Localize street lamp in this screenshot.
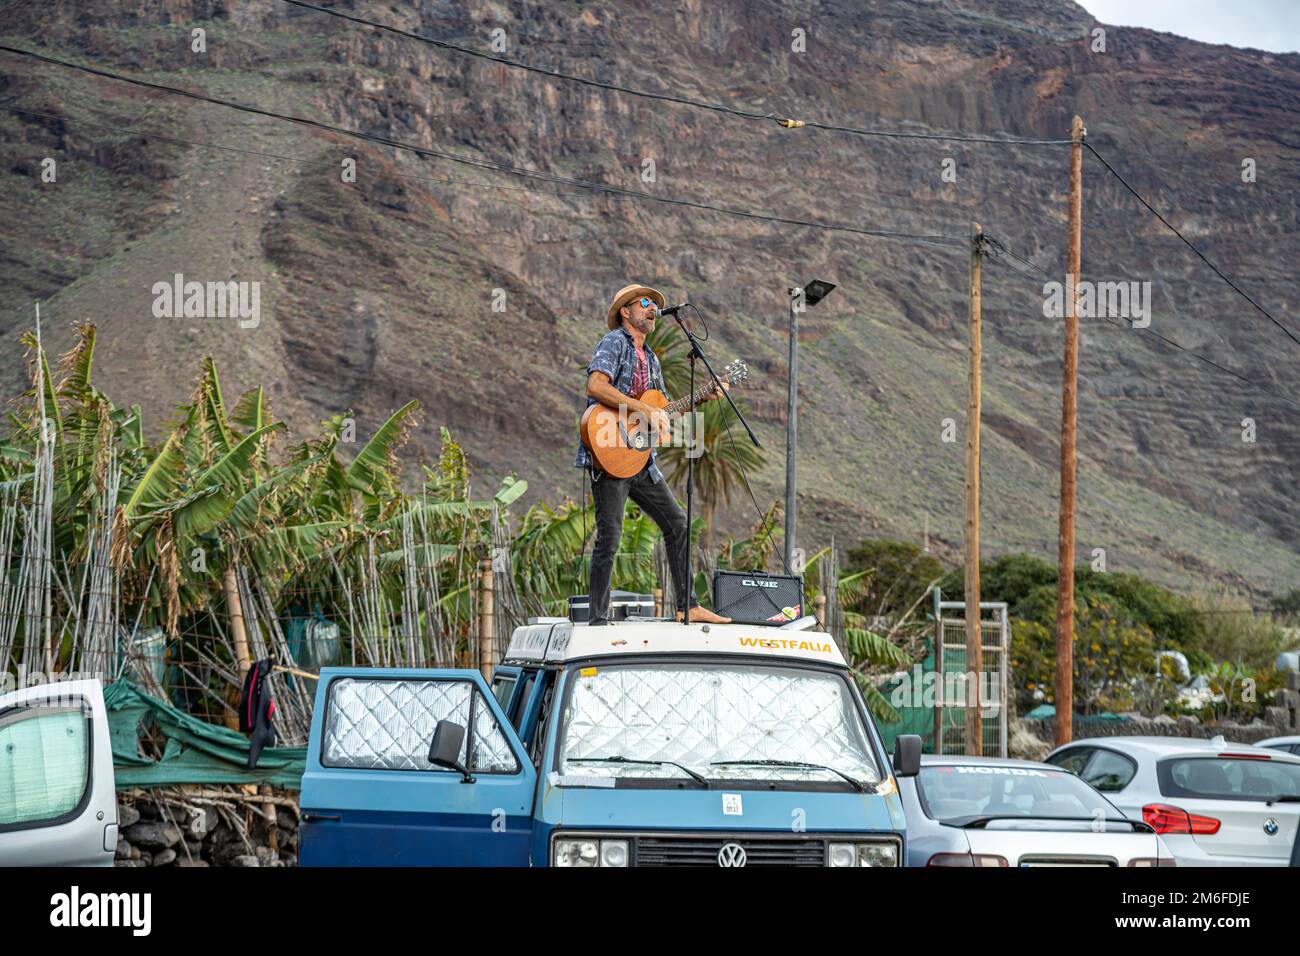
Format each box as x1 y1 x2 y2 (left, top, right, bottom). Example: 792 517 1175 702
785 278 835 575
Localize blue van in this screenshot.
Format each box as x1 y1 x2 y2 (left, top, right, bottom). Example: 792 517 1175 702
299 617 920 866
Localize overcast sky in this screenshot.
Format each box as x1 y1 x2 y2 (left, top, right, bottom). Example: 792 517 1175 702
1080 0 1300 53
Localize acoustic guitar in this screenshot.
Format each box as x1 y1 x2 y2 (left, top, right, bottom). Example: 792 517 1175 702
579 359 749 478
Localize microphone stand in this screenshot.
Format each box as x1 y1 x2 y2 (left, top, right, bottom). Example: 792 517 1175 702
668 307 761 625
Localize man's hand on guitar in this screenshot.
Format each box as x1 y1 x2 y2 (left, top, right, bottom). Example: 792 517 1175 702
642 405 672 438
708 380 730 402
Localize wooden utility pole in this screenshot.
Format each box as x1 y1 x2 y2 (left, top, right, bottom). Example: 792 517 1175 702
964 222 984 756
478 558 495 679
1055 115 1085 747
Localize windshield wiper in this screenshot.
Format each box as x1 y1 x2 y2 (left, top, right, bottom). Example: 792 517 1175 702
710 759 867 793
1266 794 1300 807
956 814 1139 830
570 755 709 787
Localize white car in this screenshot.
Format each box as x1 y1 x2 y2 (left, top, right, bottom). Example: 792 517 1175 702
1046 736 1300 866
1255 735 1300 757
899 755 1173 867
0 679 118 866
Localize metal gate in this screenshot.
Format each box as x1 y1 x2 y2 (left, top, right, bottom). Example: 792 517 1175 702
932 589 1009 757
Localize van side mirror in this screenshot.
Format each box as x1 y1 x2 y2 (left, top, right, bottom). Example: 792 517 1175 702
428 720 475 783
892 734 922 778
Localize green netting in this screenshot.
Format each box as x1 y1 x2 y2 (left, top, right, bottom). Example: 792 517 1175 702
103 680 306 790
874 644 936 752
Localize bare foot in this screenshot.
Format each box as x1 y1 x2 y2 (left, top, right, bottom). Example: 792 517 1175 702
675 606 732 624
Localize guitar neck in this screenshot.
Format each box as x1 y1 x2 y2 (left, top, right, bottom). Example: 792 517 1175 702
664 379 725 417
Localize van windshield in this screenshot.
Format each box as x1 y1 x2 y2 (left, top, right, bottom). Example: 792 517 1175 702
556 661 881 787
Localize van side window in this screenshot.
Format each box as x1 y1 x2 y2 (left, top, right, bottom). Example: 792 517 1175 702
0 704 90 827
530 680 554 768
491 675 517 712
511 672 536 731
321 678 519 773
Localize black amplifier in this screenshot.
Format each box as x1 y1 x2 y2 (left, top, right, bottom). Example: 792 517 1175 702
712 570 804 625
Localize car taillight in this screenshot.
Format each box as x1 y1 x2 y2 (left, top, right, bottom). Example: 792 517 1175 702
1142 803 1221 835
926 852 1008 867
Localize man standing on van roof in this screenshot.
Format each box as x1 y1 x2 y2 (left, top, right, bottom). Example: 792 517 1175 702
574 283 731 626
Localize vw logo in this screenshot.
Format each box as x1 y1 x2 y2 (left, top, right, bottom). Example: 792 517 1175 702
1263 818 1279 836
717 842 747 867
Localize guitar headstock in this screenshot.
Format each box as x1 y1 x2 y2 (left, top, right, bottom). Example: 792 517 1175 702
723 359 749 386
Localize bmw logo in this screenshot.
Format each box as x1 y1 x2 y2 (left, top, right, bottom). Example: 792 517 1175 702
1263 818 1279 836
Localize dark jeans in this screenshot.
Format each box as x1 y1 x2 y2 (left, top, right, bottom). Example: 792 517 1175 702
588 463 695 624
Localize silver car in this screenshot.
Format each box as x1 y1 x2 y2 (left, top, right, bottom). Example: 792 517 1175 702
899 755 1172 867
1045 736 1300 866
1255 734 1300 756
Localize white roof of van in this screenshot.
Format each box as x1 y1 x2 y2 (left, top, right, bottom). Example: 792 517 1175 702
503 618 848 667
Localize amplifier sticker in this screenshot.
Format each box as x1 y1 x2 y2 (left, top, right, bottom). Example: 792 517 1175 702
765 604 800 622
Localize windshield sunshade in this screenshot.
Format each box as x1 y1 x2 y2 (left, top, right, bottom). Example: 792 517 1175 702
558 663 879 784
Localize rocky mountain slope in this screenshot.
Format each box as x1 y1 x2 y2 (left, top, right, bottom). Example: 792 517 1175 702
2 0 1298 595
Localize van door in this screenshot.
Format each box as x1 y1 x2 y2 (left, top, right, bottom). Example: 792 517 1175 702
0 679 117 867
299 668 537 866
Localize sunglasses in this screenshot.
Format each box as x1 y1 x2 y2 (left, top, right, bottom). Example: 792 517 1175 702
637 297 658 310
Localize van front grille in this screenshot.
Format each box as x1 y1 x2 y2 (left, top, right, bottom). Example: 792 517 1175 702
635 835 827 867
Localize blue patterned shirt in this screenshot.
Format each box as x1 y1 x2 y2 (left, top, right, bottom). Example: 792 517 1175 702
574 326 668 482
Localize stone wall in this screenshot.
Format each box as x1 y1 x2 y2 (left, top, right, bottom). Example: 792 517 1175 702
114 787 299 868
1007 671 1299 761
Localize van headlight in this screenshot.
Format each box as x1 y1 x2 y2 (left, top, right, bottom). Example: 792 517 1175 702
552 838 629 867
828 842 899 867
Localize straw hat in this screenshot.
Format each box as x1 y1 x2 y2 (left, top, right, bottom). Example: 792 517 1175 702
605 283 666 331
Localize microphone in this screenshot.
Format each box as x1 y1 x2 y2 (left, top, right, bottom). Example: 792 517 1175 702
653 302 688 318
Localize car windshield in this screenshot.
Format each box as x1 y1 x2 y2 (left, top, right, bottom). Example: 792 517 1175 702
1158 756 1300 801
556 661 881 786
918 764 1121 825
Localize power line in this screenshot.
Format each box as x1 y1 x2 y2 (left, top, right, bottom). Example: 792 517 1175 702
982 235 1300 410
12 41 1288 411
0 43 965 248
1084 142 1300 351
279 0 1074 148
281 1 1299 351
